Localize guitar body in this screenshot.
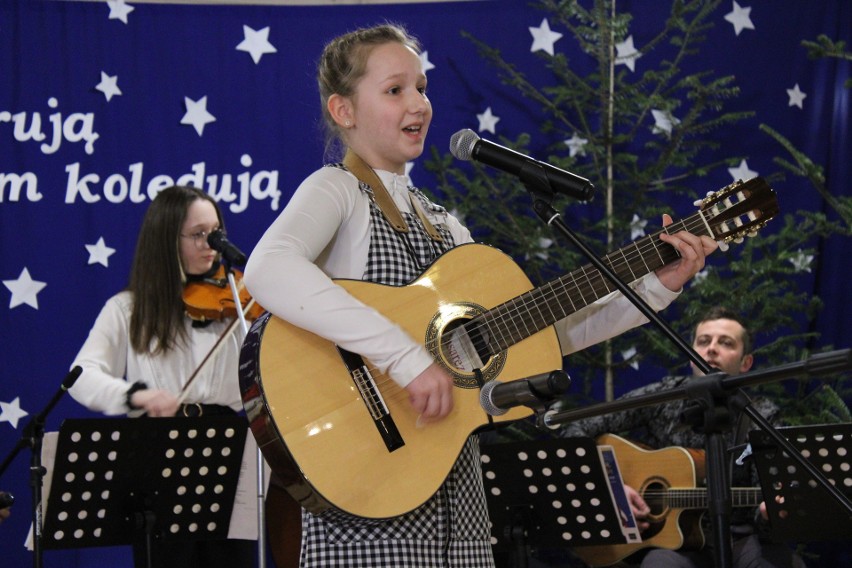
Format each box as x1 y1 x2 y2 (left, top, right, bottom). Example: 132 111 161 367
240 243 562 519
573 434 703 566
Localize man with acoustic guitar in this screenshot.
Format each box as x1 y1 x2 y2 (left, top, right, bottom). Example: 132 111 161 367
563 306 805 568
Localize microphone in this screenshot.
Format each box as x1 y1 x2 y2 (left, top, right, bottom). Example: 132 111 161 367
207 230 247 266
480 370 571 416
449 128 595 201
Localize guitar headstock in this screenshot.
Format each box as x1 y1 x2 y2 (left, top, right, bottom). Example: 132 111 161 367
699 177 779 243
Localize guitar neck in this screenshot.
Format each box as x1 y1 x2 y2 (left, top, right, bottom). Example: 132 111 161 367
657 487 763 509
474 212 710 355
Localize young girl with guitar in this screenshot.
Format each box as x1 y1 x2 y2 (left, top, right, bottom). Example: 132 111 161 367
243 22 716 567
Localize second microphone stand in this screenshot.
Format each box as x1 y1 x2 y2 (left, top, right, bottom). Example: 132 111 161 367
222 260 267 568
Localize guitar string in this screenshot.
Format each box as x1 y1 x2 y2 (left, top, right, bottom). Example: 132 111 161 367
428 213 713 359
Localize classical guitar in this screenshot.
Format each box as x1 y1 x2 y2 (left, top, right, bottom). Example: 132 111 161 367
573 434 763 567
239 178 778 520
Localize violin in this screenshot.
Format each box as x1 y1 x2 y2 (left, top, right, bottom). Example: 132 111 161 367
183 265 265 322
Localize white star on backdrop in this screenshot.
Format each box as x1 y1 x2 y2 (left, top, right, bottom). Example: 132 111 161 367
564 133 588 157
728 159 758 182
236 25 277 64
621 346 639 371
786 83 807 109
529 18 562 56
476 107 500 134
630 214 648 240
95 71 122 102
724 1 755 36
419 51 435 73
0 397 29 429
86 237 117 267
615 35 642 72
693 268 710 283
533 237 554 261
181 96 216 136
3 268 47 309
107 0 134 24
651 109 680 137
789 249 814 273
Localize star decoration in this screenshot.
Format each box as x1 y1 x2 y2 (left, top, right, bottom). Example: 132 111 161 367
630 214 648 240
3 268 47 309
95 71 122 102
419 51 435 73
693 268 710 283
476 107 500 134
180 96 216 136
651 109 680 137
564 133 588 157
107 0 134 24
0 397 29 429
534 237 554 261
786 83 807 109
724 1 755 36
621 347 639 371
615 35 642 72
788 249 814 273
727 159 758 182
86 237 117 267
236 25 277 64
529 18 562 56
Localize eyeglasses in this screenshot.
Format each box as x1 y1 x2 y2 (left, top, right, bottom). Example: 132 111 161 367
180 229 223 250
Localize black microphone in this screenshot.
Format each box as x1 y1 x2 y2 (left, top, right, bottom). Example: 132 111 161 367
207 230 247 266
479 370 571 416
449 128 595 201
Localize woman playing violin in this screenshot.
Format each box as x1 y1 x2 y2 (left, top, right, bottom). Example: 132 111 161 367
69 185 254 568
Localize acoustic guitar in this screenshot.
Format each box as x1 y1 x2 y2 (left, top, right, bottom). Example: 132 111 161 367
239 177 778 520
573 434 763 566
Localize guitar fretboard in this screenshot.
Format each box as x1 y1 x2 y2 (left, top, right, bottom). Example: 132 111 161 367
467 212 711 357
645 487 762 509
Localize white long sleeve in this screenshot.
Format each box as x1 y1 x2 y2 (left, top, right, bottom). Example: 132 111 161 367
69 291 244 415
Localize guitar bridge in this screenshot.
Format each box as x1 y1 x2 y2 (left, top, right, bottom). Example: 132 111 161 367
337 347 405 453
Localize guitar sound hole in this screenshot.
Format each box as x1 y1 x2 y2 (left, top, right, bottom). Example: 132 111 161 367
643 480 670 519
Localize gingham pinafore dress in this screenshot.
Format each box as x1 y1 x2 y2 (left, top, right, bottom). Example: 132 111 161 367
298 166 496 568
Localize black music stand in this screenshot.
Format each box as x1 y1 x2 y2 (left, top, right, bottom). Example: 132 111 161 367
749 422 852 542
481 437 639 568
40 416 247 566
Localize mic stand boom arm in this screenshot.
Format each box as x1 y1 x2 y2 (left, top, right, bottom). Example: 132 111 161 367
541 349 852 518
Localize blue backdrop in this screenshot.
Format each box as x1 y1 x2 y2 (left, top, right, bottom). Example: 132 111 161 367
1 1 849 566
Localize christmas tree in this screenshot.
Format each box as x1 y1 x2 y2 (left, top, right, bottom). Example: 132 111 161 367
423 0 850 412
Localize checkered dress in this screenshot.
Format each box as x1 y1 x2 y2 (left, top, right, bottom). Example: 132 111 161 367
298 169 496 567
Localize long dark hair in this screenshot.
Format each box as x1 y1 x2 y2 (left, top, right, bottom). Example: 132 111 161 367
127 185 224 354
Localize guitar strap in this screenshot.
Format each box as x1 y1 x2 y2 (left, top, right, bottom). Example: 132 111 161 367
343 149 443 242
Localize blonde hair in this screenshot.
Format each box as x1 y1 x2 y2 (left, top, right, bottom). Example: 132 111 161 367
317 23 422 158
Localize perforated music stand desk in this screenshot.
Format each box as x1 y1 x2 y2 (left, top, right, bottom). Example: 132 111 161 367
41 416 247 551
481 436 637 564
749 422 852 542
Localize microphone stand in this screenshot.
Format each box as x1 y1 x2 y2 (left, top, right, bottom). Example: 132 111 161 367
0 366 81 568
518 162 763 568
541 350 852 516
222 260 267 568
